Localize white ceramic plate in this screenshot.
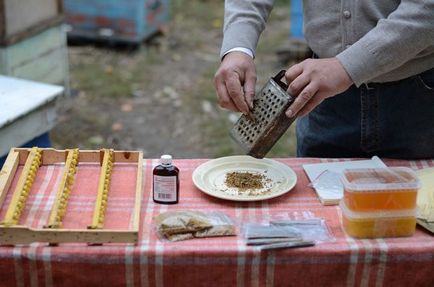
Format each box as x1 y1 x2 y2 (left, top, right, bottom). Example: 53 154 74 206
192 156 297 201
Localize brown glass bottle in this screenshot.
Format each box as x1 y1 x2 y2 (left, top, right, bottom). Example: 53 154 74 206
153 155 179 204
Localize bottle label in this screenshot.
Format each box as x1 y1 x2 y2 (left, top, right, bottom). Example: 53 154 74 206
153 175 177 202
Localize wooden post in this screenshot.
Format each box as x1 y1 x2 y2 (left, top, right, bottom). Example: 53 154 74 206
0 0 6 41
57 0 64 14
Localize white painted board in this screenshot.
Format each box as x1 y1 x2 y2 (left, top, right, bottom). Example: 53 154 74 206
303 156 387 205
0 76 63 156
0 76 63 128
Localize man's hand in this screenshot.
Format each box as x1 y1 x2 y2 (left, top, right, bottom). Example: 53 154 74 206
214 52 256 115
285 57 353 118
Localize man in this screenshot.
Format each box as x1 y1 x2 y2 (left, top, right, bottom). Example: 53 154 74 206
214 0 434 159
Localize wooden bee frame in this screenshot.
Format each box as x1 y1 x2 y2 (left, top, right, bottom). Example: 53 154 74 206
0 148 143 245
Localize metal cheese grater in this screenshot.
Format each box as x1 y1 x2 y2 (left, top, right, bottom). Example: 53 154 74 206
230 70 296 159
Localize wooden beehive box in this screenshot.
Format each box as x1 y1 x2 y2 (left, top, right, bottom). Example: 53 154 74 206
0 0 64 46
63 0 169 44
0 25 69 88
0 148 143 245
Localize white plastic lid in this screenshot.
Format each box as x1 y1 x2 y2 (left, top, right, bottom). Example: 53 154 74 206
341 167 421 192
160 154 172 165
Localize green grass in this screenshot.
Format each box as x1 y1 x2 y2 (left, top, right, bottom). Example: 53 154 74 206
192 60 297 158
53 0 297 157
192 0 297 158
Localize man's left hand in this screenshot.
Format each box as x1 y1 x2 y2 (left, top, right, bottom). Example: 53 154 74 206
285 57 353 118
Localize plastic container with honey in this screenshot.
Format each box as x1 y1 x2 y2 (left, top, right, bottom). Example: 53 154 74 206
340 201 417 238
342 167 420 212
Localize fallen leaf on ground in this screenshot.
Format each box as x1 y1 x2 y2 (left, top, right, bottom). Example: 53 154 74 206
201 100 213 113
172 54 182 62
121 103 133 112
104 65 113 74
112 122 123 131
212 19 222 28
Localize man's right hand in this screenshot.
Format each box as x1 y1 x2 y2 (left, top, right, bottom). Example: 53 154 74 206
214 51 256 115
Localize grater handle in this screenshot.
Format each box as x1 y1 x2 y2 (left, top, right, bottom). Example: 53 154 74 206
272 70 289 91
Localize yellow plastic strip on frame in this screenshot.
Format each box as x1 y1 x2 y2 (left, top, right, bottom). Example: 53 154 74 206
1 147 42 226
88 149 114 229
46 149 79 228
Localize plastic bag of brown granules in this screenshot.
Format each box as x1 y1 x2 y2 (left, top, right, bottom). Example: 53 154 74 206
155 210 236 242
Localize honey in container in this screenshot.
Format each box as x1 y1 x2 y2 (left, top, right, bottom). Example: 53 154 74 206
340 201 417 238
341 167 420 212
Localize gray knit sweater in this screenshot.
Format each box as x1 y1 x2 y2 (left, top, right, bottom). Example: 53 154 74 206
221 0 434 87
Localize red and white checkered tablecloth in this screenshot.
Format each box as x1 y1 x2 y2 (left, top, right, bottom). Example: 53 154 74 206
0 158 434 287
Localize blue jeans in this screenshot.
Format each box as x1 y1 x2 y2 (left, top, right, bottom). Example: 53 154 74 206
296 68 434 159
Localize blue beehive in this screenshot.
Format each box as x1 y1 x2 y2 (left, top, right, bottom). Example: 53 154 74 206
63 0 169 44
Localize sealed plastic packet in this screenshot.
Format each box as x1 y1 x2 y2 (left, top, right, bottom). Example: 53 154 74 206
243 223 301 240
194 212 236 238
309 170 343 195
242 218 334 250
270 218 334 243
155 210 236 241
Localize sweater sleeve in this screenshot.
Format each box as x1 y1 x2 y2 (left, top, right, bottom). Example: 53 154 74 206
336 0 434 87
220 0 275 58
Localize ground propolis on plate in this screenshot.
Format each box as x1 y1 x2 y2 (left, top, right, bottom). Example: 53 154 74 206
225 171 266 189
191 156 297 201
224 171 274 196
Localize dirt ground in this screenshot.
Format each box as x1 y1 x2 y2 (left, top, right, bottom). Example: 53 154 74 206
51 0 298 159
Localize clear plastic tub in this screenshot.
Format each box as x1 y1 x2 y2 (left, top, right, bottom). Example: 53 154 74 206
342 167 420 212
340 201 417 238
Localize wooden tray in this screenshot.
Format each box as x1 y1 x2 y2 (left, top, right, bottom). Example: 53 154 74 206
0 147 143 245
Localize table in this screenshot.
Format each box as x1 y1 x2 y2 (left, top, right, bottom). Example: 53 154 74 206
0 158 434 287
